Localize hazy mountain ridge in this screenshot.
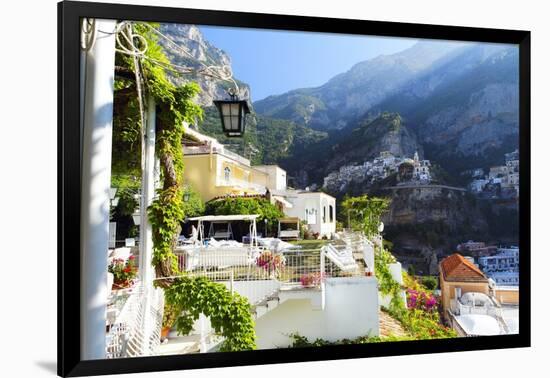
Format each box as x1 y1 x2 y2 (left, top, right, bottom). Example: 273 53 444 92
254 40 468 130
160 24 519 187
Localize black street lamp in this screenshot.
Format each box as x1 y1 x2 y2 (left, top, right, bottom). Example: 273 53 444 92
214 89 250 137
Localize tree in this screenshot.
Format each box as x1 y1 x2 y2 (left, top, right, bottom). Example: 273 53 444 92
205 197 284 232
340 194 391 237
181 185 205 219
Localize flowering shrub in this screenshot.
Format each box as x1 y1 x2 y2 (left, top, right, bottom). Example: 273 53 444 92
109 255 137 288
406 289 437 312
256 251 285 274
300 272 325 287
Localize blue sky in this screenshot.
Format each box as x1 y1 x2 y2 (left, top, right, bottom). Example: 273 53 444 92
200 26 417 102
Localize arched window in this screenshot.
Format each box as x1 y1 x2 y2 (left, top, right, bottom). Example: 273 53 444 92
224 166 231 182
329 205 334 223
322 206 327 223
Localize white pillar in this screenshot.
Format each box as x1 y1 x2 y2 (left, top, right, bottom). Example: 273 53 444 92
80 19 117 360
139 95 156 288
138 95 156 355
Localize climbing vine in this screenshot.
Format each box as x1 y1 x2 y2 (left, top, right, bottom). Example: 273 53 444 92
113 22 256 351
164 276 256 351
375 247 405 314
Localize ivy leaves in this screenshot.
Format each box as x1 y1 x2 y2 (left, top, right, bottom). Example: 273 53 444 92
116 23 258 351
164 276 257 352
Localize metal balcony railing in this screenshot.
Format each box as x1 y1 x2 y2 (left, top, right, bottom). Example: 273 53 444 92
174 240 368 308
106 282 164 358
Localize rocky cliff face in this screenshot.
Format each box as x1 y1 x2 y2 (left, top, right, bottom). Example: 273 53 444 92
159 24 250 106
327 113 422 172
380 186 489 273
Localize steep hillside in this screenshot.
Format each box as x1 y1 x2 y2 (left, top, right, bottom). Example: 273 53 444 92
254 40 466 130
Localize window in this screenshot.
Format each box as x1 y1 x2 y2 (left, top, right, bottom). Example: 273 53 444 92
329 205 334 223
322 206 327 223
306 208 317 225
224 166 231 182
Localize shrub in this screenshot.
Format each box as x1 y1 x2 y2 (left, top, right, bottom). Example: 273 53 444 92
421 276 439 291
205 197 284 232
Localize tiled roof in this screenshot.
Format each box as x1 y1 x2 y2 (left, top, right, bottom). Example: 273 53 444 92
440 253 487 282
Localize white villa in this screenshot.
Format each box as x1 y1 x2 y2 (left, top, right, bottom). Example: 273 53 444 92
282 190 336 238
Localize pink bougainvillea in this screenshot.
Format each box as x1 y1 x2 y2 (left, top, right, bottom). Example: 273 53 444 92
406 288 437 312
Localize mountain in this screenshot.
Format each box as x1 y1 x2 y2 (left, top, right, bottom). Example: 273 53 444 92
327 112 421 171
254 40 467 130
158 23 251 105
255 41 519 181
373 44 519 173
159 24 519 187
275 112 422 188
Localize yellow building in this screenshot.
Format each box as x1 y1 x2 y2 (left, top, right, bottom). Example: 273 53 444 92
182 125 336 238
439 253 489 320
182 125 276 202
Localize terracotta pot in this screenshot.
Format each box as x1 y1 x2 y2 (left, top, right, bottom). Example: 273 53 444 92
161 327 171 340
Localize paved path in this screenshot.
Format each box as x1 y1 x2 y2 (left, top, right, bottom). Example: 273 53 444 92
379 310 407 338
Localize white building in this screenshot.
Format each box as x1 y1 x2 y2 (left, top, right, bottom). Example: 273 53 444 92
478 247 519 272
478 246 519 286
283 191 337 238
254 165 288 191
469 179 489 193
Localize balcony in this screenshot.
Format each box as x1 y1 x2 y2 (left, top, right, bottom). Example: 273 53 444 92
216 176 266 193
174 240 369 310
183 144 251 166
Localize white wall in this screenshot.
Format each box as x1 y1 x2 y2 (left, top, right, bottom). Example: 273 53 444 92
286 192 336 237
255 277 379 348
379 262 407 308
254 165 287 191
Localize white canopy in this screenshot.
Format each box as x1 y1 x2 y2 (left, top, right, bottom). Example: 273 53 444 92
188 214 260 222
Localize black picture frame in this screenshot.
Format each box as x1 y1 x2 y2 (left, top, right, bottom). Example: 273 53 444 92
58 1 531 376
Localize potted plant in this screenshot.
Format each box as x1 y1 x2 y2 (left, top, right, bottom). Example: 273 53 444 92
299 272 325 288
256 251 286 277
161 303 179 341
108 255 137 290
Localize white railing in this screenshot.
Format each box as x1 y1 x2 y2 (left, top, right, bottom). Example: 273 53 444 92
183 144 251 166
106 283 164 358
450 300 510 335
340 231 376 274
450 299 503 318
175 243 365 306
215 176 266 193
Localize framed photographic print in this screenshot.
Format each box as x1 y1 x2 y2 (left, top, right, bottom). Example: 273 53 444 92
58 1 530 376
